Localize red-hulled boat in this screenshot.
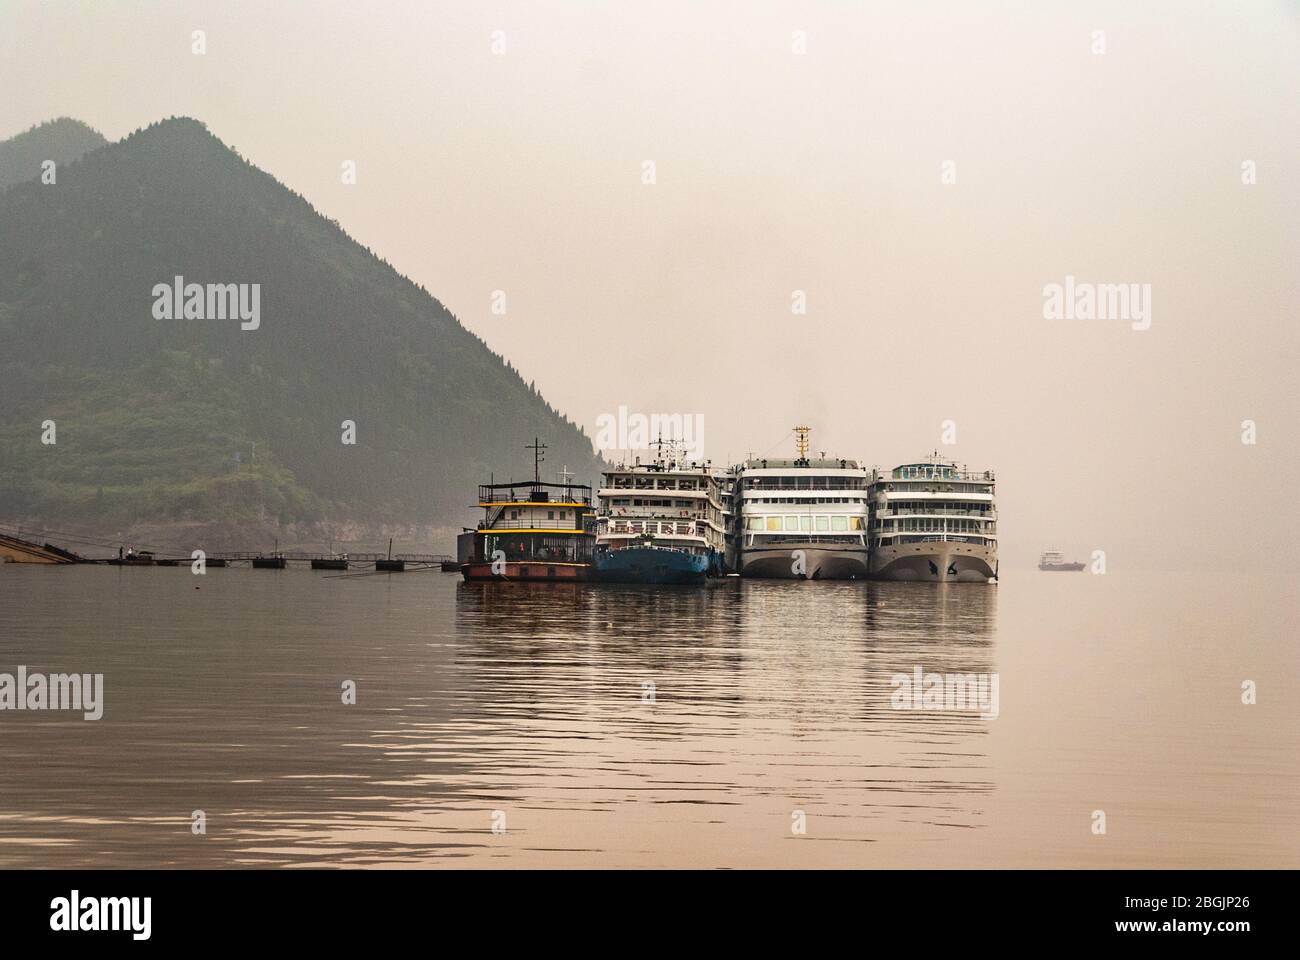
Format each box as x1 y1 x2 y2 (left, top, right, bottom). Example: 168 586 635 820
461 440 595 582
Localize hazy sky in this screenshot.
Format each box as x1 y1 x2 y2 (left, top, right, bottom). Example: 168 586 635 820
2 1 1297 567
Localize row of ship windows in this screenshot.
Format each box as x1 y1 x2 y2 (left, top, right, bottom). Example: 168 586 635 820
745 515 865 532
877 483 991 494
881 500 992 513
604 542 713 555
877 518 993 533
607 521 709 536
748 497 865 504
607 498 698 508
747 534 866 546
874 535 992 547
506 509 571 520
481 534 591 563
892 467 964 480
745 478 866 490
608 479 701 490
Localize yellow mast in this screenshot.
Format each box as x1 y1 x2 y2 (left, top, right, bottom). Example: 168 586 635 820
793 425 811 461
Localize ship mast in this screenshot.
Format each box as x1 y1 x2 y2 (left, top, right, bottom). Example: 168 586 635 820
793 425 811 466
650 432 667 469
526 437 546 485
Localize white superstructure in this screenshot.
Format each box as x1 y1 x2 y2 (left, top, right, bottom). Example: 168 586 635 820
866 456 997 582
595 445 726 560
729 428 870 579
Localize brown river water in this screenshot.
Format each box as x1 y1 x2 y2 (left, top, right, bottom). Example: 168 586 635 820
0 565 1295 868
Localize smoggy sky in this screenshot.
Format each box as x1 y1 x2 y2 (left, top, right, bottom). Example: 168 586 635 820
2 1 1297 568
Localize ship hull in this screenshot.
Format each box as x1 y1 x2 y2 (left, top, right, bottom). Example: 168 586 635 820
870 541 996 582
594 547 713 584
461 560 592 582
737 545 869 580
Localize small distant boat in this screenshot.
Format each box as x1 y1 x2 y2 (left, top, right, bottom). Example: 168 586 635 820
375 538 405 572
311 556 349 570
1038 550 1085 572
251 555 286 569
109 549 156 566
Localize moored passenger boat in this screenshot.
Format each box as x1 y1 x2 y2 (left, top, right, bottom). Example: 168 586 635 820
867 456 997 582
461 440 596 581
729 427 870 579
593 443 726 584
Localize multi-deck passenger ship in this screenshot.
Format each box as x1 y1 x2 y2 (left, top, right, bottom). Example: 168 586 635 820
866 456 997 581
729 427 870 579
461 439 596 581
593 442 726 584
461 432 999 585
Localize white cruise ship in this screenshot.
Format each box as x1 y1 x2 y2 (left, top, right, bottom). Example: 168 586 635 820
593 443 727 584
729 427 870 579
866 455 997 582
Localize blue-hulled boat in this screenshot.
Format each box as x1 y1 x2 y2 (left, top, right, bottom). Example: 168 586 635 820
595 538 719 584
593 443 727 585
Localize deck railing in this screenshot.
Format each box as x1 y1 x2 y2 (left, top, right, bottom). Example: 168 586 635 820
478 484 592 506
478 519 587 531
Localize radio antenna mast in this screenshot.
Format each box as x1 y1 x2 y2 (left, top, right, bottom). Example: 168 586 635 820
526 437 547 484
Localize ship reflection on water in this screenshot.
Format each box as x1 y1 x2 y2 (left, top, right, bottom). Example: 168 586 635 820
450 578 999 863
1 564 1287 868
0 566 998 868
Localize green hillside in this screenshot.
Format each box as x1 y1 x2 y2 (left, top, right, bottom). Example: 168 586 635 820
0 117 603 534
0 118 108 190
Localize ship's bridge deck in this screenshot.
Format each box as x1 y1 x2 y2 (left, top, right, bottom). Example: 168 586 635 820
477 479 592 507
870 463 994 483
736 457 863 472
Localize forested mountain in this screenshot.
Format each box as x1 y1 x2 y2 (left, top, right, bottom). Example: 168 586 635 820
0 117 602 537
0 117 107 190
